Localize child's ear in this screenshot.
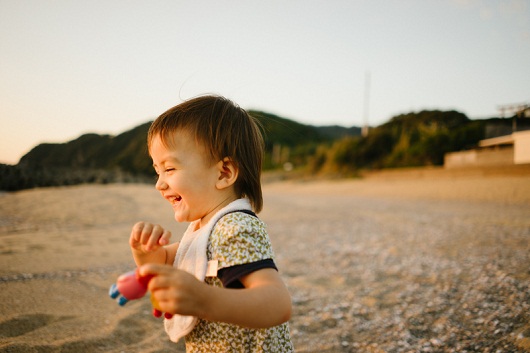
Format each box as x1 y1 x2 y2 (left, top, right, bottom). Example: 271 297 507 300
215 157 238 190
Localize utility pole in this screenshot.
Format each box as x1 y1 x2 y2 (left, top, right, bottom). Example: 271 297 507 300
362 71 370 137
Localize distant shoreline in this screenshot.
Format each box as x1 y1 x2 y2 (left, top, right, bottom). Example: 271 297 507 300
262 163 530 183
263 164 530 206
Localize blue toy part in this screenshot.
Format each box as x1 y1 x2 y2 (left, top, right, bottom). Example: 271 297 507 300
109 283 120 299
108 268 173 319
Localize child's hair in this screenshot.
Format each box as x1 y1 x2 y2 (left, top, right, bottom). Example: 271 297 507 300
147 95 264 213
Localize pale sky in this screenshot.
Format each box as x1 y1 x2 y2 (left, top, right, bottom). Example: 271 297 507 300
1 0 529 165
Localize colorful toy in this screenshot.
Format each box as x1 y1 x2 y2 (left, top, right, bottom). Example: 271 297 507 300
109 268 173 319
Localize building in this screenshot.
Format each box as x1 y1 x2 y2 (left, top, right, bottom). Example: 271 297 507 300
444 130 530 168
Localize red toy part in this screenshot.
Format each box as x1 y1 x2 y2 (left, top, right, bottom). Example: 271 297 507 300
109 268 173 319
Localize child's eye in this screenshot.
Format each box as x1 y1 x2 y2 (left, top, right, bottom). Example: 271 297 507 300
164 168 175 173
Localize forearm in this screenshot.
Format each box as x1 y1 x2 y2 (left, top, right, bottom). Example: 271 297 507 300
194 269 292 329
198 282 292 329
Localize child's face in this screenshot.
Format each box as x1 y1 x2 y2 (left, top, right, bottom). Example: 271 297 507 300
150 131 232 226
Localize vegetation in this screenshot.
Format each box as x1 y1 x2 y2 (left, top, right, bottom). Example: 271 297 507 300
1 110 526 191
249 110 362 170
311 110 488 176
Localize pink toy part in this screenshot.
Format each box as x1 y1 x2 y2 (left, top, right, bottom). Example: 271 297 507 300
109 268 173 319
117 270 150 300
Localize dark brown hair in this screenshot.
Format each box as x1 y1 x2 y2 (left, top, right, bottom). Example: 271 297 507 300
148 95 264 212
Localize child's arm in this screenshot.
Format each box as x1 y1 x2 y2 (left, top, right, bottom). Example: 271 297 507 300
139 264 292 329
205 268 292 328
130 222 178 266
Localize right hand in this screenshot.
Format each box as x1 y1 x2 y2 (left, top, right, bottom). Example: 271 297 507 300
129 222 172 254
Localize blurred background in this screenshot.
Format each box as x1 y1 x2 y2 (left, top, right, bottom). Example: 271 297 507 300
1 0 529 189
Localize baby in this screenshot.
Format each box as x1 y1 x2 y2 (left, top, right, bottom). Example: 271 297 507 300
130 95 294 352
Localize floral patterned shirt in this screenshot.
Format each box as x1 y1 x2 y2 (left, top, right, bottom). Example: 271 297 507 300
184 211 294 353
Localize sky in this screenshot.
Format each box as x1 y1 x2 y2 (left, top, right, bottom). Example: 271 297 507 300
1 0 529 165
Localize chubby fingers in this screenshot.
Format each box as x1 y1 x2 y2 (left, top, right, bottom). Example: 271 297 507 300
138 263 175 278
140 264 179 303
130 222 171 251
139 264 202 316
138 264 175 314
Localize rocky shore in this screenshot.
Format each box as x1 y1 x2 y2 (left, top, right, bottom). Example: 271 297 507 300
1 170 529 352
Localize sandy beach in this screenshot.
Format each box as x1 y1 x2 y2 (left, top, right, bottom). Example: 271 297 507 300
1 168 529 352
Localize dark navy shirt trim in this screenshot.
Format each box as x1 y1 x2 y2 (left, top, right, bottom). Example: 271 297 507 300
217 259 278 289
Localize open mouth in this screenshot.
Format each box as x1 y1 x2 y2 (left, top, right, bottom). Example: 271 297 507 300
168 196 182 204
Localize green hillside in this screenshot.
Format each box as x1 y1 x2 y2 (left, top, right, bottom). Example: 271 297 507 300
0 114 355 191
1 110 525 191
310 111 528 176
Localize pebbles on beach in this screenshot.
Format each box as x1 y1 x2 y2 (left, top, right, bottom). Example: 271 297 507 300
262 177 530 353
1 173 529 352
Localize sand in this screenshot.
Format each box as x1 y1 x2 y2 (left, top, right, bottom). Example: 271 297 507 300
1 168 529 352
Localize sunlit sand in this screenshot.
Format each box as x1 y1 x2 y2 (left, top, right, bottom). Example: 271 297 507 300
1 168 529 352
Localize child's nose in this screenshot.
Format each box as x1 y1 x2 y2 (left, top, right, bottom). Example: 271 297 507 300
155 177 168 191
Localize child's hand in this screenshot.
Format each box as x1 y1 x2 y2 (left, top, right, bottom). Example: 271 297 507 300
130 222 172 255
139 264 205 317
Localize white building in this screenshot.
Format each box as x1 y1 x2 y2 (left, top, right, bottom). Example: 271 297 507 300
444 130 530 168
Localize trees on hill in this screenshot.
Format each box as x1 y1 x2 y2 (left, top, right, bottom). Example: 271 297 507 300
2 109 518 191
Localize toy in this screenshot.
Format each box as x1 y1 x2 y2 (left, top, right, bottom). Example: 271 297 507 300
109 268 173 319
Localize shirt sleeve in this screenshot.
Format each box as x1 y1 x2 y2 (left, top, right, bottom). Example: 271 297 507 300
208 212 276 272
217 259 278 288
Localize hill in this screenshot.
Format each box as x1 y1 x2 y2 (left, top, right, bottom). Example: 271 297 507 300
1 109 526 191
310 111 529 176
0 113 358 191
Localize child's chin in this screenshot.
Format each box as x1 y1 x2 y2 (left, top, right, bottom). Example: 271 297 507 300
174 212 195 223
173 212 186 223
